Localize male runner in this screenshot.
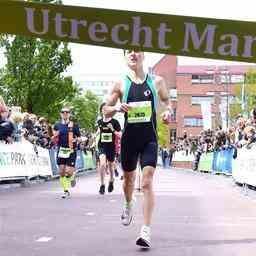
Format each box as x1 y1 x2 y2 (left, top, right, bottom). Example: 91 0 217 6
97 103 121 195
103 50 172 248
53 107 81 199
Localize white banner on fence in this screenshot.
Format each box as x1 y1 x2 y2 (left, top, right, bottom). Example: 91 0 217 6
172 151 194 162
0 141 52 179
232 144 256 186
201 101 212 130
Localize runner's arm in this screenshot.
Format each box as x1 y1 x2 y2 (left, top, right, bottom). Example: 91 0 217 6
156 76 171 110
104 82 130 117
156 76 172 124
103 82 121 118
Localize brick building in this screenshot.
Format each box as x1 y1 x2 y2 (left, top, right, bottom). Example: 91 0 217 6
153 55 254 143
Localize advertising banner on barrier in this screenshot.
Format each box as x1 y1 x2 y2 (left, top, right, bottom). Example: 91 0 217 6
198 152 213 172
212 148 233 174
232 144 256 186
172 151 194 162
49 148 96 176
1 1 256 62
0 141 52 179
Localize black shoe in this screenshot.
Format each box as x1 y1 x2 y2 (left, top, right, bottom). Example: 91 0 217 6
108 181 114 193
114 169 119 177
99 185 105 195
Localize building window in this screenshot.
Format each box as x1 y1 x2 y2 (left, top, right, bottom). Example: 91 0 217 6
191 96 214 105
170 128 177 143
184 117 203 127
192 74 214 84
171 108 176 122
230 74 244 84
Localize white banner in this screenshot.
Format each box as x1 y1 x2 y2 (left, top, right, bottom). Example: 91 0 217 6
172 151 194 162
232 144 256 186
0 141 52 179
201 101 212 130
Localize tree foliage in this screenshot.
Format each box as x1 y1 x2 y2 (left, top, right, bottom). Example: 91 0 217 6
66 91 100 132
230 69 256 119
0 0 78 123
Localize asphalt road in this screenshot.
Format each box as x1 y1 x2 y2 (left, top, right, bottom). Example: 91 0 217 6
1 168 256 256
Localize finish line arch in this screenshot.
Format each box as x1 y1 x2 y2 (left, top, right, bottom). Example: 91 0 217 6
0 0 256 63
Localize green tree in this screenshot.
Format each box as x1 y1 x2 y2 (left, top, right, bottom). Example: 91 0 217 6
0 0 77 122
66 91 100 132
157 115 169 147
230 69 256 119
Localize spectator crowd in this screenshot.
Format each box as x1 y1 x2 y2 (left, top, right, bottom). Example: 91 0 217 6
159 107 256 169
0 96 96 155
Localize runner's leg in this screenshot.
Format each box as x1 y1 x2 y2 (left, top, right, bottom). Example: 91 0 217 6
136 141 157 248
99 154 107 194
108 160 115 193
141 166 155 226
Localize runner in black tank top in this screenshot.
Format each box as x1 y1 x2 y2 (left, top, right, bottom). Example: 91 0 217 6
103 50 172 249
97 103 121 195
121 74 158 172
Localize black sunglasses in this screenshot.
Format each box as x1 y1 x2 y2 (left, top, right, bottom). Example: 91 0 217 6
61 111 70 114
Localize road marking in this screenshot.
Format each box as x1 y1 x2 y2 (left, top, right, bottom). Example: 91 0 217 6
86 212 95 216
36 237 53 242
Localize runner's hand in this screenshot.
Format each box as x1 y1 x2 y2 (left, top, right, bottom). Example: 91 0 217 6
161 110 172 125
116 103 131 113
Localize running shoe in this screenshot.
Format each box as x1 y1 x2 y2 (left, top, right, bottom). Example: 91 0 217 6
99 184 105 195
121 203 133 226
62 191 70 199
108 181 114 193
136 226 151 248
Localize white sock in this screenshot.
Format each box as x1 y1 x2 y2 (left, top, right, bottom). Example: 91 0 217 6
142 225 150 232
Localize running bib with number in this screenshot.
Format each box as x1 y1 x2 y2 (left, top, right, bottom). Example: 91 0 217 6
101 133 113 143
58 147 72 158
128 101 152 123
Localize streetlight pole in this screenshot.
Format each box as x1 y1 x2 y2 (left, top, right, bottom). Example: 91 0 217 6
220 67 230 129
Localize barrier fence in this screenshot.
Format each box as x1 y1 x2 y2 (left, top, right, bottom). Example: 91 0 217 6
0 141 96 181
197 145 256 187
197 147 234 175
158 145 256 188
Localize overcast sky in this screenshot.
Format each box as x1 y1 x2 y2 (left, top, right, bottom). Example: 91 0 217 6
1 0 255 82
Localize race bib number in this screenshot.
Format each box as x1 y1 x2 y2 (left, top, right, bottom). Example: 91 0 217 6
101 133 113 143
58 147 72 158
128 101 152 123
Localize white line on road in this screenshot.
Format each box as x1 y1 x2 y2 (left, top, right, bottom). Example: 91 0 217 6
36 237 53 242
86 212 95 216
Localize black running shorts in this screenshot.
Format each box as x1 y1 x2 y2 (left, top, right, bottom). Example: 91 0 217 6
57 151 77 167
98 146 115 162
121 140 158 172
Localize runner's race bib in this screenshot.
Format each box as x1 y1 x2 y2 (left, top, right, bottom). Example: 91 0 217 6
128 101 152 123
58 147 72 158
101 133 113 143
